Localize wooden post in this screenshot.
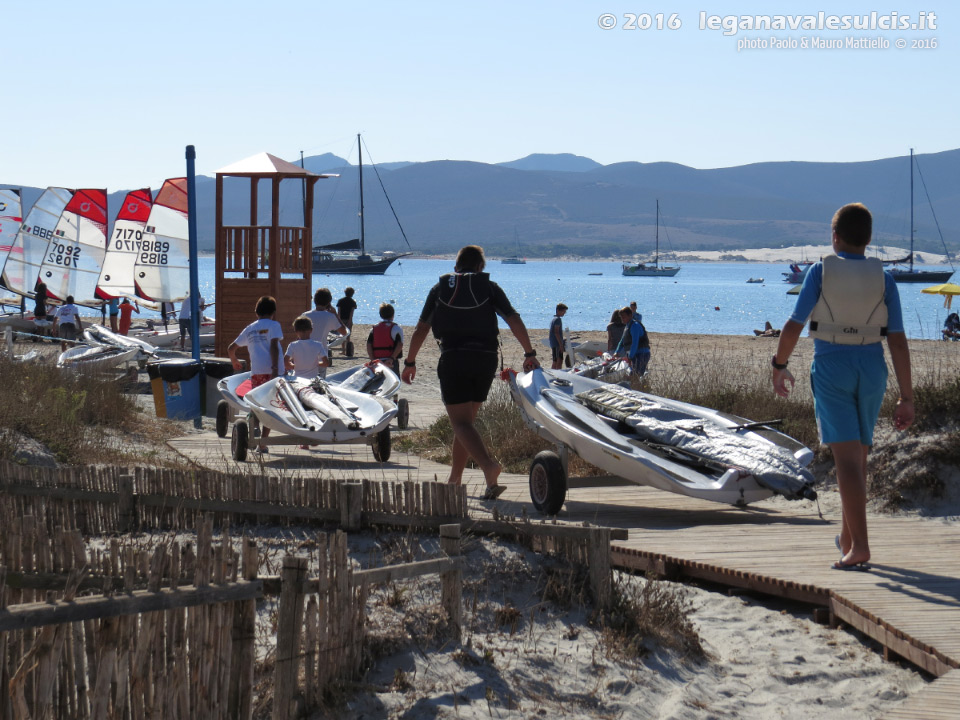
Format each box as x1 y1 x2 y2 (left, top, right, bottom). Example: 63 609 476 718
588 528 612 611
339 482 363 532
273 556 307 720
231 538 258 720
439 524 462 642
4 325 13 355
118 473 135 532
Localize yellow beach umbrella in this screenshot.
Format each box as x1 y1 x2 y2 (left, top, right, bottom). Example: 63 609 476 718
921 282 960 309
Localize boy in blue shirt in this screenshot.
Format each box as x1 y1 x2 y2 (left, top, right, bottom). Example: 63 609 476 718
771 203 914 570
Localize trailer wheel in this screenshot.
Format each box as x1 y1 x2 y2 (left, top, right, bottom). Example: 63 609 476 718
345 340 355 358
372 426 391 462
396 398 410 429
216 400 230 438
529 451 566 515
232 420 249 462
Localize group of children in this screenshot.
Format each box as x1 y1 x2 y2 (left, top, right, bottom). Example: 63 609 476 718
227 287 404 390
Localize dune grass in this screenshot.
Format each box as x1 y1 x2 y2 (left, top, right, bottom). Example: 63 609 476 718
0 354 158 465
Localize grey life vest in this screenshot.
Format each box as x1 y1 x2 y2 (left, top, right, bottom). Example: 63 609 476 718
808 255 887 344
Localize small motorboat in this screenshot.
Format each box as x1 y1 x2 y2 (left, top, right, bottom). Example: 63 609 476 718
507 368 816 515
746 277 764 284
231 375 396 462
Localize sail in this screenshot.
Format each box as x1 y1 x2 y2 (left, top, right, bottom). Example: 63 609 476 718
314 238 362 252
134 178 189 302
96 188 153 298
39 189 108 305
0 188 23 276
1 187 73 296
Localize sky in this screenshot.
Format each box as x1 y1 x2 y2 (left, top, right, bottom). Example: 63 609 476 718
3 1 956 191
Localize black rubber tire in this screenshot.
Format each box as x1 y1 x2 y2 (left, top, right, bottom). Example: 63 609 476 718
345 340 355 358
371 426 391 462
216 400 230 438
529 451 566 515
231 420 249 462
396 398 410 430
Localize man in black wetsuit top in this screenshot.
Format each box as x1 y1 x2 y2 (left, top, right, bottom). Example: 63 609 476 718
401 245 540 498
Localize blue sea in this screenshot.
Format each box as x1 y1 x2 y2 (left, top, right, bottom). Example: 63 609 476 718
180 257 952 340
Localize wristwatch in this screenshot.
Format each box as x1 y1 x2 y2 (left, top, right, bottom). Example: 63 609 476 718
771 355 788 370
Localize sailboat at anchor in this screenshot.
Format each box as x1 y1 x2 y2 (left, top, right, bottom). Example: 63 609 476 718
886 148 954 284
622 199 680 277
311 134 412 275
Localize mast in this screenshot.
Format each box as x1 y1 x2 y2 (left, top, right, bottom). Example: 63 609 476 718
358 133 365 256
654 199 660 266
909 148 915 273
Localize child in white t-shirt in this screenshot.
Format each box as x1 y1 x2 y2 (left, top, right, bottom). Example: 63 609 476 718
228 295 284 453
284 316 330 380
52 295 84 352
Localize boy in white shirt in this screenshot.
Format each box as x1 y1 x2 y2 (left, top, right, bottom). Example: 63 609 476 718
52 295 83 352
304 287 346 358
228 296 284 454
284 316 330 380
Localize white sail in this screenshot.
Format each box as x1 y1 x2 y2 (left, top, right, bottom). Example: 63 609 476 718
0 188 23 276
134 178 189 302
2 187 73 296
39 189 108 306
96 188 152 298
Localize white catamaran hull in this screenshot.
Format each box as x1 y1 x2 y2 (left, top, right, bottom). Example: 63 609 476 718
509 369 816 513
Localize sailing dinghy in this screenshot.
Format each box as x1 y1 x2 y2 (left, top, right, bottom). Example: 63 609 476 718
97 188 153 299
134 179 189 302
231 375 395 462
0 189 23 277
508 368 816 515
39 189 108 306
2 187 73 297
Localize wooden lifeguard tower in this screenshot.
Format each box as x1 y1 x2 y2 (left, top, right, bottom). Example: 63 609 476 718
213 153 332 358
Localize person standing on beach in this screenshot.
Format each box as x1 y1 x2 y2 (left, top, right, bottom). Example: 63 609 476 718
549 303 568 369
305 288 346 363
336 287 357 355
615 306 651 376
118 298 139 336
179 294 206 350
367 302 404 369
771 203 914 570
401 245 540 498
606 309 625 352
228 296 284 454
52 295 83 352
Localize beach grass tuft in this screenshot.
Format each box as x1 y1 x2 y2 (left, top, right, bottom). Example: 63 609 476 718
0 355 141 464
596 574 705 661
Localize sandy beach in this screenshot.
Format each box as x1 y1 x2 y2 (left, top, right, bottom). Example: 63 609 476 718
4 323 957 718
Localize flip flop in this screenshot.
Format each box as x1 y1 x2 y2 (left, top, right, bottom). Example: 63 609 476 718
832 560 870 571
834 535 843 555
481 485 507 501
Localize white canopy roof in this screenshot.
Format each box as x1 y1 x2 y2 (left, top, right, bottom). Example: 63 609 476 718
215 152 336 177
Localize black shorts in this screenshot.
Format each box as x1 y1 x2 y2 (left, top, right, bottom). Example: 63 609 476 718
179 318 190 338
437 349 498 405
551 345 564 362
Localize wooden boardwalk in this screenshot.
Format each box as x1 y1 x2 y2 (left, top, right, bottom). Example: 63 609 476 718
169 429 960 717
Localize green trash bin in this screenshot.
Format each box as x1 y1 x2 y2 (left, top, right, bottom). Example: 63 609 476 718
147 359 202 420
202 357 236 417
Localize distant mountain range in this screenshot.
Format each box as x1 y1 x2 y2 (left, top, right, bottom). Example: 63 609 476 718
6 149 959 259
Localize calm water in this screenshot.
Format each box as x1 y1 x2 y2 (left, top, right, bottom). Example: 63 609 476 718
181 257 952 340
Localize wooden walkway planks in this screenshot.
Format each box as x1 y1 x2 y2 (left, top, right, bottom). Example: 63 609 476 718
168 430 960 712
880 669 960 719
